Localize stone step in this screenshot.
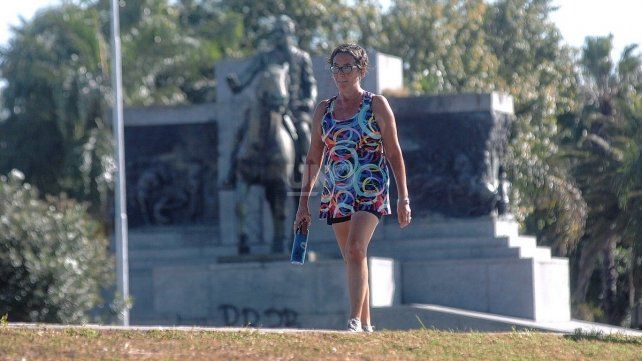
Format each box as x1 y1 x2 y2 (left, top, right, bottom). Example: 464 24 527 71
389 241 551 261
131 257 220 270
129 226 220 250
309 241 551 261
130 246 237 259
130 245 317 269
128 233 546 266
379 246 550 261
386 236 537 249
309 235 536 250
519 246 552 260
128 245 551 268
381 216 519 240
308 236 546 261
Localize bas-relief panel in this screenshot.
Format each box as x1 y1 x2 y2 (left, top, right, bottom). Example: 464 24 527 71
398 111 511 218
125 123 218 228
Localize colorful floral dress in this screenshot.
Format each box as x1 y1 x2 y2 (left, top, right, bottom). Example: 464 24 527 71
319 91 392 220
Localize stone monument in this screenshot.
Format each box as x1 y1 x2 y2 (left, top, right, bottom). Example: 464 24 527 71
124 89 578 330
117 31 638 335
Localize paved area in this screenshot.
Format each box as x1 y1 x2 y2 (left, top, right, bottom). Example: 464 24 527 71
6 322 344 333
6 316 642 337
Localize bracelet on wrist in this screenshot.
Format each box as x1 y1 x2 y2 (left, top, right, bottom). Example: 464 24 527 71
397 197 410 204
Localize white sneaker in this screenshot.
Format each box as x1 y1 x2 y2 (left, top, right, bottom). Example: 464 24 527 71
363 325 374 333
347 318 362 332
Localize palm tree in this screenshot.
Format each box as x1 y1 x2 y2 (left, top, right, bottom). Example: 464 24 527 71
616 91 642 323
0 4 113 216
569 36 642 324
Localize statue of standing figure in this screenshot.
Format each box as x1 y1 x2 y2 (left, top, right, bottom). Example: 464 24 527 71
224 15 317 254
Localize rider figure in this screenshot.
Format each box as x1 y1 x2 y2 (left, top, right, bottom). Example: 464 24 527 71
225 15 317 187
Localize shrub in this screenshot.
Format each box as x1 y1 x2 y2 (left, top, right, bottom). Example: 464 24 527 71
0 170 114 323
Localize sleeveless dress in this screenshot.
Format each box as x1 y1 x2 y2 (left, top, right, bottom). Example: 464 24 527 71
318 91 392 221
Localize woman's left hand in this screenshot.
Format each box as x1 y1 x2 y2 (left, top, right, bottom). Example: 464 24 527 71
398 202 412 228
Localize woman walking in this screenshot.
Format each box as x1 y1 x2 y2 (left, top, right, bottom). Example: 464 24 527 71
294 43 411 332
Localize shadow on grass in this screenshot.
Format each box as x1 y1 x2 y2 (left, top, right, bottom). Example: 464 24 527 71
564 328 642 345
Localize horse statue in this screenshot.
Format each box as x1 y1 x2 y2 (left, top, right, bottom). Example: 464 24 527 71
225 63 297 254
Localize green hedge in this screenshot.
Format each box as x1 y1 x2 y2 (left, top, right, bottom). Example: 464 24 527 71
0 170 114 323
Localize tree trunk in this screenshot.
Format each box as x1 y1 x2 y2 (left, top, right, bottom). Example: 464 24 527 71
601 236 619 323
572 237 603 303
632 235 642 328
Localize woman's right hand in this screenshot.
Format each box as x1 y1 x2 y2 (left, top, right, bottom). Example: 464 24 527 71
293 206 312 233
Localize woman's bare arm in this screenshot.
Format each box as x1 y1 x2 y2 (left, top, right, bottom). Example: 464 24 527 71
372 94 411 227
372 95 408 200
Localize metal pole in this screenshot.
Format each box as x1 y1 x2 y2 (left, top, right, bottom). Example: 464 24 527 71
110 0 129 326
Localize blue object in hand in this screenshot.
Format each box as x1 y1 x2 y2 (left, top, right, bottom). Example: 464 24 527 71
290 221 309 265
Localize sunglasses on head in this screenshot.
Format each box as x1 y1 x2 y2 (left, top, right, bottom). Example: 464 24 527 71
330 64 361 74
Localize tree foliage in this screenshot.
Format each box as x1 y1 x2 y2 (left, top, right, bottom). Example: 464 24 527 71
379 0 499 93
377 0 587 257
480 0 586 257
0 4 114 216
93 0 244 105
215 0 384 55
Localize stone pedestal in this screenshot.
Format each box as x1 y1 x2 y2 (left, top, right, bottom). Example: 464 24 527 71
306 215 570 322
141 257 400 328
129 215 571 327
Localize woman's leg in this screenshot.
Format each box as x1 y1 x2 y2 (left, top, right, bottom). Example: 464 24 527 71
345 211 379 322
333 220 363 328
361 282 370 326
331 220 351 261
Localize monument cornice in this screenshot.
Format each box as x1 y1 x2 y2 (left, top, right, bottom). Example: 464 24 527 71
389 92 514 118
123 102 218 127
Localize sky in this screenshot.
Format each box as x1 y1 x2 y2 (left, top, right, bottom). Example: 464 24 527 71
0 0 640 58
548 0 641 58
0 0 61 47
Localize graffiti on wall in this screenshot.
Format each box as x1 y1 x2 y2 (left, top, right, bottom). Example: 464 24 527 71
218 304 299 327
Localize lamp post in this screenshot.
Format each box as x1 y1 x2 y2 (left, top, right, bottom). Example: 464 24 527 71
110 0 129 326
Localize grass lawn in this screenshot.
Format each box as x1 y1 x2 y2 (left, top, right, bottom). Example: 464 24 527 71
1 325 642 360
